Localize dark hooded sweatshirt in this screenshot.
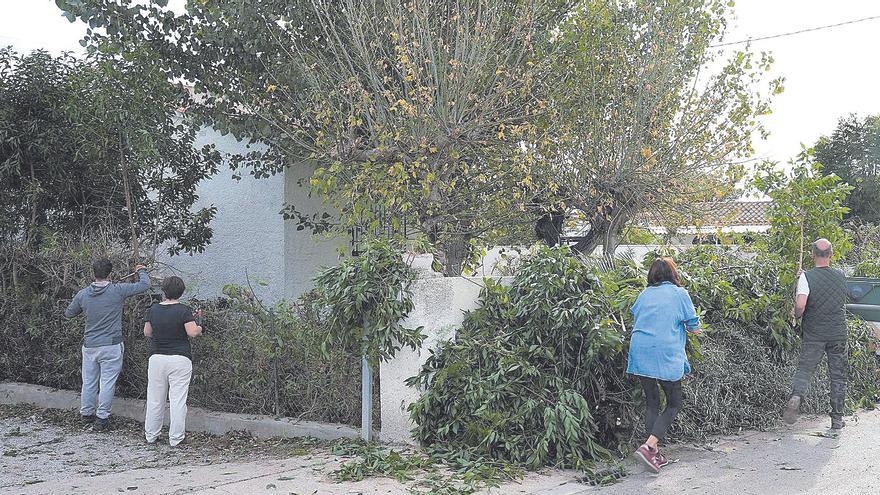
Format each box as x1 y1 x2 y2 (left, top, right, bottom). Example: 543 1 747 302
64 270 150 348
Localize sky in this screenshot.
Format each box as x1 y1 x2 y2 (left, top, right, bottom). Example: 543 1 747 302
1 0 879 167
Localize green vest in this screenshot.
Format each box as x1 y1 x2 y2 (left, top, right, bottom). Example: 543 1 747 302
802 267 848 342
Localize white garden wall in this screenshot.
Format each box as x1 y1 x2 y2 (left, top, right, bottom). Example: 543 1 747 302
379 276 512 444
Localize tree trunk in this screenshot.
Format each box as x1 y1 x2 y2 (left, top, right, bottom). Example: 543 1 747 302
572 214 610 255
536 209 565 247
602 211 630 255
571 206 631 256
440 234 469 277
571 230 601 255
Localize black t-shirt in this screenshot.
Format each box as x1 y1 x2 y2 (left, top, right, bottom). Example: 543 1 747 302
144 303 195 359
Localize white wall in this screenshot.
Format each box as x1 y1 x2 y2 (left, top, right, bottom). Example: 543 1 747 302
379 276 513 444
158 128 285 302
282 162 348 299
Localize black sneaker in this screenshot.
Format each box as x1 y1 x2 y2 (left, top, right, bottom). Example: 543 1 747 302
93 416 111 432
783 395 801 425
831 416 846 430
80 414 96 425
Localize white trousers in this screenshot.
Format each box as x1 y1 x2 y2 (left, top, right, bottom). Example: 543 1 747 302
144 354 192 446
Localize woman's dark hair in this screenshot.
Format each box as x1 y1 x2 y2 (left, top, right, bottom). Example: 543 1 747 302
647 257 681 287
161 276 186 300
93 258 113 279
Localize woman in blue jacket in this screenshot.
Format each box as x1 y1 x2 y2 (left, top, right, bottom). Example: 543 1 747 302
628 257 701 473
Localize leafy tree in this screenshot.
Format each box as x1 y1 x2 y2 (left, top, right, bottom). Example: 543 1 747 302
545 0 782 254
814 114 880 224
752 150 853 290
0 48 221 257
55 0 327 177
57 1 782 270
274 0 570 275
311 239 424 366
57 0 572 275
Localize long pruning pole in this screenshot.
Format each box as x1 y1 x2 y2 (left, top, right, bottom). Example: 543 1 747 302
791 218 805 327
798 220 805 273
119 129 140 261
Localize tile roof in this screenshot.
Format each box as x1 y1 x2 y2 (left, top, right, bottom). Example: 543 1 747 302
640 200 771 228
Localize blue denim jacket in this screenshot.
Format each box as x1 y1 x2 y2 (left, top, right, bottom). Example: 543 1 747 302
626 282 700 382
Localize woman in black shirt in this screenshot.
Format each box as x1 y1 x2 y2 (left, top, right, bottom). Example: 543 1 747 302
143 276 202 446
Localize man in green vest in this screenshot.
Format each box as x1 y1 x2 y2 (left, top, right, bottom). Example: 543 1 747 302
783 238 848 429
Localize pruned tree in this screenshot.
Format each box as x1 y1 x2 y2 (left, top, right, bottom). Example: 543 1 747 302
59 0 572 275
264 0 571 275
544 0 783 254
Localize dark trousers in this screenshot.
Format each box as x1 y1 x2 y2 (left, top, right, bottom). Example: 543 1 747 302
791 340 848 417
639 376 683 442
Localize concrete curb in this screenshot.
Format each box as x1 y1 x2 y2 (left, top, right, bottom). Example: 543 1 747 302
0 381 360 441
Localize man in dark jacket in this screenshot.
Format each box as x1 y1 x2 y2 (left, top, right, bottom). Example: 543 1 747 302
65 258 150 430
783 238 849 429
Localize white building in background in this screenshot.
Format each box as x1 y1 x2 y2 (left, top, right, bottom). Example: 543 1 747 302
157 127 343 302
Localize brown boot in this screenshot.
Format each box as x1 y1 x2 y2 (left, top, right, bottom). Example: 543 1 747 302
783 395 801 425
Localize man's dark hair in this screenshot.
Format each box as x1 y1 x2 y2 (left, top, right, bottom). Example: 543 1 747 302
161 276 186 300
647 257 682 287
93 258 113 279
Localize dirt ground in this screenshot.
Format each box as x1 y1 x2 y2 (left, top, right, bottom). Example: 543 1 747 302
0 404 326 490
4 403 880 495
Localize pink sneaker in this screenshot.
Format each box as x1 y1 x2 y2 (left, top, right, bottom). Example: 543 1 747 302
634 444 661 473
655 451 669 468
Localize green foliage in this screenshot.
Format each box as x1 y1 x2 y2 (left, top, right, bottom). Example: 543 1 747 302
753 152 853 288
312 239 425 364
673 246 794 350
0 48 221 256
410 245 880 468
619 227 661 245
848 222 880 278
408 246 642 469
329 440 521 495
814 114 880 224
331 442 432 483
54 0 326 177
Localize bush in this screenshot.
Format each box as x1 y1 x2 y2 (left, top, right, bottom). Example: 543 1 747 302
408 246 880 468
408 248 642 468
847 221 880 278
311 238 424 365
0 239 366 426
